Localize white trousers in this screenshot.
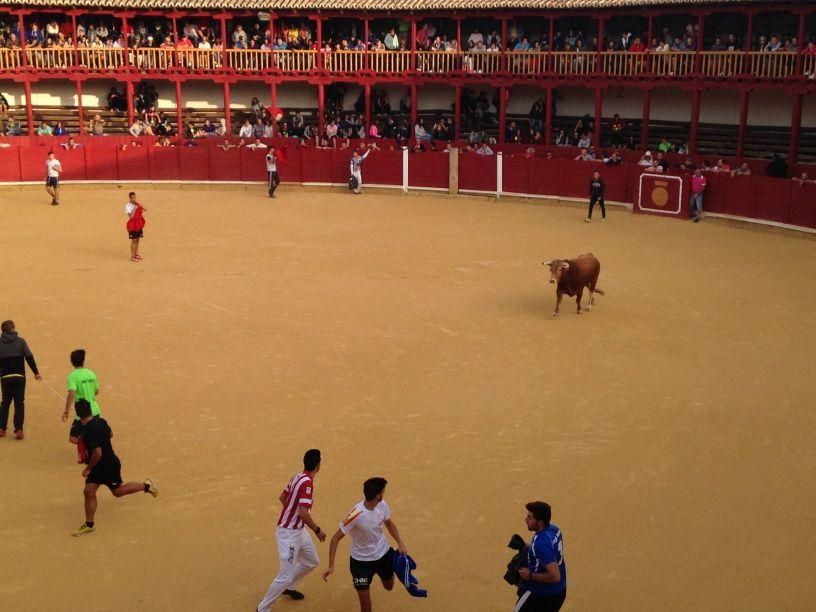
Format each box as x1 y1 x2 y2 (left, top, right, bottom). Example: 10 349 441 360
352 170 362 193
257 527 319 611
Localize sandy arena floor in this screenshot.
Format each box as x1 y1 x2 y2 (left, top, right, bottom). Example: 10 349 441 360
0 184 814 612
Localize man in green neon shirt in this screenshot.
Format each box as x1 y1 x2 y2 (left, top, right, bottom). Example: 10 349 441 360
62 349 101 454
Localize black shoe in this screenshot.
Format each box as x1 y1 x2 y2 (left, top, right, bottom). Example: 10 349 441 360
283 589 304 600
692 217 700 223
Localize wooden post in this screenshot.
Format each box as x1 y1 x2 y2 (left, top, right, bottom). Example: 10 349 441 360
410 84 417 143
743 12 753 76
548 16 555 74
364 84 371 133
270 82 277 137
544 86 553 145
500 16 508 72
596 16 605 73
175 80 183 138
219 15 228 70
317 82 325 136
498 85 507 145
223 81 232 135
736 89 750 160
593 87 603 148
454 85 461 141
411 19 417 72
121 15 130 67
17 14 28 67
317 16 323 70
126 80 135 126
24 80 34 136
695 13 704 74
76 80 85 134
788 92 803 172
795 11 806 75
71 13 79 67
640 88 651 150
448 146 459 195
689 89 701 155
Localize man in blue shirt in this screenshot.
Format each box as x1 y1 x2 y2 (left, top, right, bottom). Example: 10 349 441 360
514 501 566 612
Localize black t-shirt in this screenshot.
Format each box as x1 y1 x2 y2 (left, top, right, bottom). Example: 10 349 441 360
81 417 119 469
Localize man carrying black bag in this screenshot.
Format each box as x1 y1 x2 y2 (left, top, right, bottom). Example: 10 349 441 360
512 501 567 612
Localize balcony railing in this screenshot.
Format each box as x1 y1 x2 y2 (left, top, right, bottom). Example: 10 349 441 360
3 47 815 82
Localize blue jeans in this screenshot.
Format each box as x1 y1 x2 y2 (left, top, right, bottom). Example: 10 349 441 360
690 192 703 217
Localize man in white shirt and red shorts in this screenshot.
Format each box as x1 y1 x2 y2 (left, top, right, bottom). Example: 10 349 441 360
257 449 326 611
124 191 147 262
323 477 408 612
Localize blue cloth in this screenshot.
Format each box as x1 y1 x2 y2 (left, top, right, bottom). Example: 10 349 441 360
392 552 428 598
521 524 566 597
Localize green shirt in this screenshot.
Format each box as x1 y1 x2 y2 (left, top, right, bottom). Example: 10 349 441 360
67 367 101 419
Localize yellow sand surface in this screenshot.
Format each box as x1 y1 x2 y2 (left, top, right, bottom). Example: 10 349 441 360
0 185 814 612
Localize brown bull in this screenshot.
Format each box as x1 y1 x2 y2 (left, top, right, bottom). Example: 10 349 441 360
543 253 604 316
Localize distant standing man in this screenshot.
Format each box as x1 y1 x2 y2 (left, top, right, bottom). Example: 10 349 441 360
62 349 101 460
515 501 567 612
690 167 707 223
323 477 408 612
585 171 606 223
349 148 372 194
71 399 158 536
257 449 326 611
125 191 147 262
266 147 280 198
45 150 62 206
0 320 41 439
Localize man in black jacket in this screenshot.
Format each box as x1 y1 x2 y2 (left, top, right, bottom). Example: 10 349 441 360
585 171 606 223
0 320 42 439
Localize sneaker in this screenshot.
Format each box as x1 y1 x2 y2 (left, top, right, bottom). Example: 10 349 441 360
601 217 606 222
72 523 96 537
14 429 24 440
693 217 700 223
133 254 143 260
131 256 140 262
584 218 591 223
283 590 305 600
51 199 58 206
144 478 159 498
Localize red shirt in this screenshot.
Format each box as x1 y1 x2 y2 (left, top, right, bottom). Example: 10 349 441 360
277 471 314 529
691 174 707 194
126 202 146 232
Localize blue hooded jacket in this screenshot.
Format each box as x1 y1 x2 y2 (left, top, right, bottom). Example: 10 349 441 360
393 552 428 598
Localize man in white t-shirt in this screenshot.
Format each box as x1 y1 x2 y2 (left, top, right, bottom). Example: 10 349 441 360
266 148 280 198
45 151 62 206
323 477 408 612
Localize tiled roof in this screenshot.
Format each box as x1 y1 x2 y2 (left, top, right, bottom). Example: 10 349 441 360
0 0 761 11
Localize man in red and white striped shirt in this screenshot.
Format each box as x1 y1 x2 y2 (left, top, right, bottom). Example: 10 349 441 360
257 449 326 611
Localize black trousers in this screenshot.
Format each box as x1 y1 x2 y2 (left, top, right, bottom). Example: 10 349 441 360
268 171 280 195
0 376 26 431
588 195 606 219
514 589 566 612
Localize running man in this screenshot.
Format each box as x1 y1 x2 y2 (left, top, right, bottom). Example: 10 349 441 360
125 191 147 262
349 148 372 194
266 147 280 198
71 399 158 537
257 449 326 611
45 150 62 205
0 320 41 439
514 501 567 612
62 349 101 461
323 477 407 612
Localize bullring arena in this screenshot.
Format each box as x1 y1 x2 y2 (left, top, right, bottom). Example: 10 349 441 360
1 182 815 612
2 0 816 610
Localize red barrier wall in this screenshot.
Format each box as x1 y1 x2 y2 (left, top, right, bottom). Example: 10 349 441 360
2 144 814 231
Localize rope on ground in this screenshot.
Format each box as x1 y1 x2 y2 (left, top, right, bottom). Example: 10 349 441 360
40 378 66 402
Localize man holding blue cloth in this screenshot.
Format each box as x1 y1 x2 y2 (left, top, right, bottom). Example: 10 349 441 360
515 501 567 612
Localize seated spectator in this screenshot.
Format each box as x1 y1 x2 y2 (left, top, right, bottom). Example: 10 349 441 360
658 137 671 153
604 151 623 166
262 121 274 138
218 139 237 150
246 137 268 150
731 162 751 177
37 121 53 136
574 147 594 161
88 114 105 136
475 142 493 156
766 153 787 178
291 111 304 136
5 117 22 136
238 120 253 138
713 159 731 173
53 121 68 136
252 118 265 139
577 133 592 149
107 87 126 112
793 172 813 186
201 118 217 137
411 141 427 153
154 136 173 147
655 152 669 173
250 96 265 119
129 119 146 137
638 151 654 166
679 157 696 172
554 129 569 146
369 122 380 138
216 119 226 137
414 119 432 141
60 137 81 149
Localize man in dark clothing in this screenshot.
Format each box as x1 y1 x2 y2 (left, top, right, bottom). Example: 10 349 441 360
766 153 788 179
72 399 158 537
0 320 41 439
585 171 606 223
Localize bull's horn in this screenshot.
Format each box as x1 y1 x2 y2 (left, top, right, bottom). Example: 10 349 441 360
560 262 570 269
543 260 552 265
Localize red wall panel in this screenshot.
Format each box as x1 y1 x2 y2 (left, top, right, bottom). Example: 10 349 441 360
408 152 448 189
717 174 757 218
0 149 22 182
459 155 496 192
18 147 48 181
208 147 243 181
178 147 211 180
788 184 816 229
754 176 791 224
58 148 87 180
300 148 334 183
117 146 150 181
150 148 180 180
361 149 402 186
240 148 269 182
277 146 302 183
527 159 564 196
502 156 530 194
84 145 119 180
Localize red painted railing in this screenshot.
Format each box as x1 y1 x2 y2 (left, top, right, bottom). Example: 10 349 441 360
1 47 815 81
